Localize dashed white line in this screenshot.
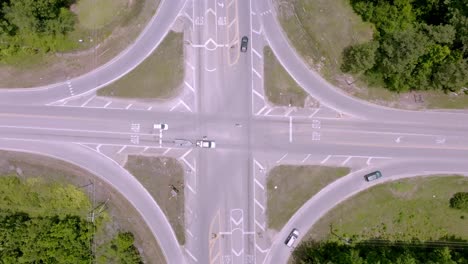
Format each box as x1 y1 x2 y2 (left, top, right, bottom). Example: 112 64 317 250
117 146 126 154
185 248 198 262
252 48 262 58
184 81 195 92
253 89 264 100
289 116 293 142
81 96 95 107
276 153 288 163
125 104 133 110
341 156 352 165
320 155 331 164
302 154 311 163
252 68 262 78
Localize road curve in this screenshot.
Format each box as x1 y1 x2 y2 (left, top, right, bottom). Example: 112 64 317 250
0 0 187 105
255 0 468 127
0 139 185 264
265 159 468 264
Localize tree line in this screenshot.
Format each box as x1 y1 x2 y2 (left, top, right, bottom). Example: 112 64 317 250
342 0 468 93
0 0 76 62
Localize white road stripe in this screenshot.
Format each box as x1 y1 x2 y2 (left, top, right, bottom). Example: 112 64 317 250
254 178 264 190
309 108 320 118
320 155 331 164
117 146 126 154
185 248 198 262
252 48 262 58
254 159 265 170
253 89 264 100
342 156 352 165
254 199 265 212
186 183 196 194
255 105 268 115
80 96 95 107
184 81 195 92
302 154 311 163
289 116 293 143
276 153 288 163
252 68 262 78
255 220 265 231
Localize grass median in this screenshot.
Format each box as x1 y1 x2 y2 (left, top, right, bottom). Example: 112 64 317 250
125 155 186 245
267 165 350 231
97 31 184 99
307 176 468 242
264 46 308 107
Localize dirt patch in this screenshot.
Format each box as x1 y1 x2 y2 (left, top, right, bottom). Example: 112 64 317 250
0 0 160 88
0 150 166 264
124 155 186 245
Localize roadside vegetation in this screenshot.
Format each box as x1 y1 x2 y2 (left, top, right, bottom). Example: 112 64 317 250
264 46 309 107
307 176 468 242
267 165 349 230
125 155 186 244
97 31 184 99
0 150 165 263
0 0 160 88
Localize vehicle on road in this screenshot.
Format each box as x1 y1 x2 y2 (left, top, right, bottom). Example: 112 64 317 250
196 139 216 148
154 123 168 130
285 228 299 247
364 171 383 182
240 36 249 52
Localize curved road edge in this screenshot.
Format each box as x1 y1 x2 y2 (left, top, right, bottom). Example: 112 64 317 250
265 159 468 264
0 139 186 264
255 0 468 126
0 0 187 105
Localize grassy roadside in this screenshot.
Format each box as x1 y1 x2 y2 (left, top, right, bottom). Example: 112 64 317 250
267 165 350 230
264 46 309 107
0 0 160 88
97 31 184 99
306 176 468 242
124 155 186 245
0 150 166 264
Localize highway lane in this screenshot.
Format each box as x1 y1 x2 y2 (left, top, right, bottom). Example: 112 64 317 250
264 159 468 264
255 0 468 126
0 0 186 105
0 139 185 263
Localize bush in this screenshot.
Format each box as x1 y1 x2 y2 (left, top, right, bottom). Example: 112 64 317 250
450 192 468 211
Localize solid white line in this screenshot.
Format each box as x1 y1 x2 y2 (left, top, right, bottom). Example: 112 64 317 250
253 89 264 100
255 220 265 231
184 81 195 92
309 108 320 118
254 178 264 190
185 248 198 262
186 183 196 194
125 104 132 110
186 229 194 238
252 68 262 78
341 156 352 165
252 48 262 58
0 125 155 137
117 146 126 154
103 101 112 108
254 159 265 170
219 231 232 235
254 199 265 212
302 154 311 163
80 96 95 107
276 153 288 163
255 105 268 115
179 100 193 112
320 155 331 164
289 116 292 143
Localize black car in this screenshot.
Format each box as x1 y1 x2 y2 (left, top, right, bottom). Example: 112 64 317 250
240 36 248 52
364 171 383 182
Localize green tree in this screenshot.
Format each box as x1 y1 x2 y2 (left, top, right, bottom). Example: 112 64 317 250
342 41 379 73
449 192 468 211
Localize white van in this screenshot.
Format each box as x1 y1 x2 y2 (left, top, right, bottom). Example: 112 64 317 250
284 228 299 247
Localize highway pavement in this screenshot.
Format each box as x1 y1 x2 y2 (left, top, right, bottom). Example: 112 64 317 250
0 0 468 263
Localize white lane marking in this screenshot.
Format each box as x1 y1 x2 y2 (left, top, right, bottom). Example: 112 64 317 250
228 17 237 27
96 144 102 153
186 183 196 194
255 244 269 253
183 12 193 23
170 101 181 111
252 68 262 78
0 125 156 137
184 81 195 92
147 106 153 111
252 26 263 35
302 154 311 163
141 146 149 153
206 66 217 72
395 136 402 143
289 116 293 143
254 199 265 212
125 104 133 110
285 108 295 117
232 249 243 257
366 157 373 166
263 108 274 116
181 149 193 159
308 108 320 118
255 105 268 115
186 61 195 70
205 8 215 15
255 220 265 231
180 100 193 112
252 48 262 58
253 89 264 100
185 248 198 262
81 96 95 107
117 146 126 154
186 229 194 238
320 155 331 164
254 159 265 170
341 156 352 165
162 148 171 155
103 101 112 108
276 153 288 163
254 178 264 190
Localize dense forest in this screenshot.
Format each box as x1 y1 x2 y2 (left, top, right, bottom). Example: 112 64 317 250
342 0 468 93
0 176 143 263
0 0 76 61
293 240 468 264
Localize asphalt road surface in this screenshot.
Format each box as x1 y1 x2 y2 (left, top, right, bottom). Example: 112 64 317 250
0 0 467 263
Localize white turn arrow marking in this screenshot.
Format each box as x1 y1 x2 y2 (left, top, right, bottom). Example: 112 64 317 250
218 2 224 8
395 136 402 143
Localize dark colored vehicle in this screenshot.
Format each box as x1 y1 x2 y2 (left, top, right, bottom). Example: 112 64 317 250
364 171 383 182
240 36 249 52
284 228 299 247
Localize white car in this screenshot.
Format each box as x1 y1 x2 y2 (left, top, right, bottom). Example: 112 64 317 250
196 140 216 148
284 228 299 247
154 123 168 130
